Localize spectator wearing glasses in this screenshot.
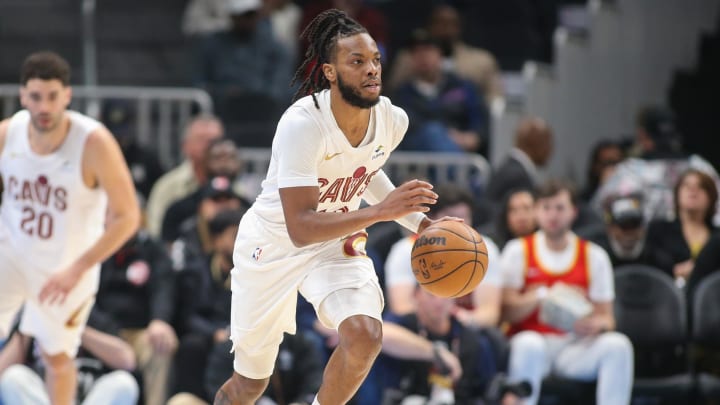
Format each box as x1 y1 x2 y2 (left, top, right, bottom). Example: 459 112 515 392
585 194 674 271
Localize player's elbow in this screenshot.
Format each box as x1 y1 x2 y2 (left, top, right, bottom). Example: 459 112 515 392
283 213 318 247
125 205 142 236
286 226 313 248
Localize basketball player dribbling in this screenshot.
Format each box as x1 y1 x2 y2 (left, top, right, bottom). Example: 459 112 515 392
0 52 140 405
214 9 459 405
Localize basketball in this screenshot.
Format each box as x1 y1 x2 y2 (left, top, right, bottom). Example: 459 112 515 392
411 221 488 298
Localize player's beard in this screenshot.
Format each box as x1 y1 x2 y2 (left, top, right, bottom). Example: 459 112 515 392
337 72 380 109
542 225 568 242
31 112 63 134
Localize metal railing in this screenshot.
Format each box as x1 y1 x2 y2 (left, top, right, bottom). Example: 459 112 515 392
1 83 490 191
238 148 492 192
0 84 213 168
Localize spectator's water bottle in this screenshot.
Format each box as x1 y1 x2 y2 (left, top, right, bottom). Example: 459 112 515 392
428 374 455 405
428 342 455 405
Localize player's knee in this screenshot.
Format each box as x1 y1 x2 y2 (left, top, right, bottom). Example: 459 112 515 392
339 315 383 359
0 364 34 388
104 370 140 401
598 331 634 358
511 331 546 358
0 365 37 403
222 372 269 400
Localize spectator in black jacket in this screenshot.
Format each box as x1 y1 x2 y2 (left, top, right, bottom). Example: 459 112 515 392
161 138 251 243
486 117 553 202
645 168 718 280
171 208 245 401
168 176 248 273
380 286 511 404
584 194 674 271
95 231 178 405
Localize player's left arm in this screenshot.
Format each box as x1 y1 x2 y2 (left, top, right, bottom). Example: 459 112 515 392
362 170 428 232
575 243 617 336
77 126 141 269
39 127 140 305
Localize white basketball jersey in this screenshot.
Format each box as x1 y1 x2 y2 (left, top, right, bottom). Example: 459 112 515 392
251 90 408 239
0 110 108 271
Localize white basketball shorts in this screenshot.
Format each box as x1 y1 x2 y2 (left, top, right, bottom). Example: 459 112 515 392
0 234 98 357
229 210 384 379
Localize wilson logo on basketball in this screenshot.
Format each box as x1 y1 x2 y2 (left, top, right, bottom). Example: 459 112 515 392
413 257 448 280
410 221 489 299
413 235 447 249
415 258 431 279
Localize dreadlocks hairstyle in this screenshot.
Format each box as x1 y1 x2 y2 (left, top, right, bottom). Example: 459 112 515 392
291 9 368 108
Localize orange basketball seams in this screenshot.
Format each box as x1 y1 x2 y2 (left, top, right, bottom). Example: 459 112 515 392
410 221 489 298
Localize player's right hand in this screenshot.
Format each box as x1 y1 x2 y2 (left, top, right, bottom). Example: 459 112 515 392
417 215 464 234
433 343 463 382
38 266 84 306
376 179 437 221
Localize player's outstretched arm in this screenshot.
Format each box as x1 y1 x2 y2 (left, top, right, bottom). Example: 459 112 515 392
75 126 141 266
39 127 140 305
279 179 437 247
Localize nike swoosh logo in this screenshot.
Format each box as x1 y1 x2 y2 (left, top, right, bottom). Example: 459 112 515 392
65 296 94 329
324 152 343 160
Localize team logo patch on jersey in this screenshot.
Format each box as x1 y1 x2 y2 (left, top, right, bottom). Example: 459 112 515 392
342 231 368 257
252 247 263 261
371 145 385 160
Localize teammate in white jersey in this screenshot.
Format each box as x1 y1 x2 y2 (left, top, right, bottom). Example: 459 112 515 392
213 9 455 405
0 51 140 405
